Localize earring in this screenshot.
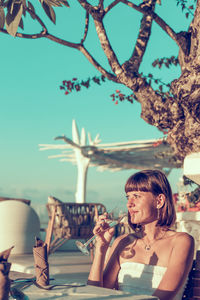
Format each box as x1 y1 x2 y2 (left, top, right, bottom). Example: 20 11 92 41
157 208 160 219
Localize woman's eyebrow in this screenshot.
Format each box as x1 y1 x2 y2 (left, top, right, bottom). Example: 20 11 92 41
126 192 139 197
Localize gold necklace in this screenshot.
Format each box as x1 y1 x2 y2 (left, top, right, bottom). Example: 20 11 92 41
140 230 166 251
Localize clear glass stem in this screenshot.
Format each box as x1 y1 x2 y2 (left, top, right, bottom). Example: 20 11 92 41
75 214 127 255
83 220 118 247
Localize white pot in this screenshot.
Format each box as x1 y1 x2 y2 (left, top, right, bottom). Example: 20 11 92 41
0 200 40 254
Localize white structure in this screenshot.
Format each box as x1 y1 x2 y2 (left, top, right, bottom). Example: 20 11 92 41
176 211 200 252
39 120 181 203
0 200 40 254
183 152 200 185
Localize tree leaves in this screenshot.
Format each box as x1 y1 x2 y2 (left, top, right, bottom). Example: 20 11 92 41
40 0 55 23
60 76 137 105
60 0 69 7
0 0 70 35
176 0 195 17
6 2 23 36
0 6 5 28
152 56 179 68
39 0 69 23
28 1 36 19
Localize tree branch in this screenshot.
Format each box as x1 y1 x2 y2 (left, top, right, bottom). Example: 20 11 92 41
93 18 123 75
121 0 189 55
77 0 95 14
104 0 122 14
0 28 83 49
122 0 156 73
98 0 104 10
81 11 89 44
26 7 48 32
45 33 81 48
78 45 117 81
0 28 46 38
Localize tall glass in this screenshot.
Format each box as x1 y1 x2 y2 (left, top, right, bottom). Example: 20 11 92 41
75 213 127 255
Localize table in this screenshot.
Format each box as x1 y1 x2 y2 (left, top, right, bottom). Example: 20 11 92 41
10 272 158 300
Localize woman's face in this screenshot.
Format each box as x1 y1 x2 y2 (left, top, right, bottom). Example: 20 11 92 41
126 190 158 225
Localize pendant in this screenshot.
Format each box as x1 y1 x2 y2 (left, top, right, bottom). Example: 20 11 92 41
145 245 151 251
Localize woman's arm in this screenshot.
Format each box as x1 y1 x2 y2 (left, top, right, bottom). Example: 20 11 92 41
153 232 195 300
102 236 122 288
87 244 109 287
88 232 123 288
87 213 118 287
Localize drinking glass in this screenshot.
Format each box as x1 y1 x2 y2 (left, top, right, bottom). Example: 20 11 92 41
75 212 127 255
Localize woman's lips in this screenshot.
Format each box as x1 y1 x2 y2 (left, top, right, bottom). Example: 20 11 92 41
130 211 138 217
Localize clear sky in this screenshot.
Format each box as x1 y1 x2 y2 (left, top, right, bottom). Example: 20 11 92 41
0 0 193 214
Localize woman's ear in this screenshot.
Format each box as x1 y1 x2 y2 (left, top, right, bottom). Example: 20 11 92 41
156 194 165 209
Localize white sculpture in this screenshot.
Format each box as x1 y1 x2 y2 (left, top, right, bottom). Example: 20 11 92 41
40 120 102 203
39 120 180 203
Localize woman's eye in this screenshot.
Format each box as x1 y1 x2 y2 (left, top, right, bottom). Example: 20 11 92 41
126 193 141 201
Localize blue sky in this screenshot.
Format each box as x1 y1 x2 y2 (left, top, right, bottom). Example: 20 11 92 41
0 0 193 213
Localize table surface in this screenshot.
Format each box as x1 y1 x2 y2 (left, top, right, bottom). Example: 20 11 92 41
10 272 158 300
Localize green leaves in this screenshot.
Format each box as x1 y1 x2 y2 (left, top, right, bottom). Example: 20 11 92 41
0 0 70 36
41 0 56 23
39 0 69 24
27 1 36 19
6 1 23 36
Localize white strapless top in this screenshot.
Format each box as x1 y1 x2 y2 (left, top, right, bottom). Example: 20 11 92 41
118 262 186 300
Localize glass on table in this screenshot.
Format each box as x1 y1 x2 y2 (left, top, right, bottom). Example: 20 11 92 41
75 212 127 255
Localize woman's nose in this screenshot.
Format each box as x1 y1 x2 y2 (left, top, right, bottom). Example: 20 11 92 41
127 201 135 208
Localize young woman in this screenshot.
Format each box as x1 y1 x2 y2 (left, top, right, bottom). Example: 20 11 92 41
87 170 194 300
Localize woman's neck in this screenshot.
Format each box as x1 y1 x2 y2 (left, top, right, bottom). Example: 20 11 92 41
140 222 164 242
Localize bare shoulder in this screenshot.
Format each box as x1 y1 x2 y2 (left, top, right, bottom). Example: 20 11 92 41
169 230 194 249
167 230 195 268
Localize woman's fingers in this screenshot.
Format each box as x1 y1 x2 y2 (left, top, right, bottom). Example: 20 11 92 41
93 213 115 240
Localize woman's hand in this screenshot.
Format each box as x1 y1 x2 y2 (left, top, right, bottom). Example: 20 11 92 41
93 213 115 249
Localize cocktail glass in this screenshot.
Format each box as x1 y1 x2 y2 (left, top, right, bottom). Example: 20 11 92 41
75 213 127 255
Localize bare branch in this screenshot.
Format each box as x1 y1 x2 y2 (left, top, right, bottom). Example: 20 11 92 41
123 1 156 73
26 7 48 32
121 0 188 54
45 33 82 49
93 18 123 76
45 34 118 80
77 0 94 13
0 27 82 48
79 45 117 81
81 11 89 44
98 0 104 10
0 28 45 38
104 0 122 14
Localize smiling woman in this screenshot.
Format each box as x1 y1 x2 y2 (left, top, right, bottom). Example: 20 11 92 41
125 170 176 232
87 169 195 300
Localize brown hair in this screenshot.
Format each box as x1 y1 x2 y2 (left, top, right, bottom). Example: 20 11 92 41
125 169 176 230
